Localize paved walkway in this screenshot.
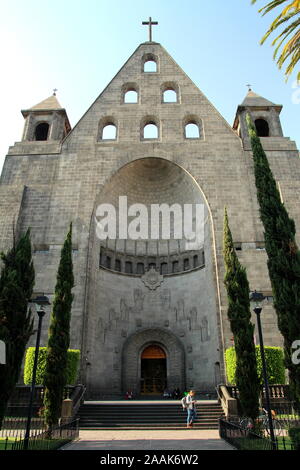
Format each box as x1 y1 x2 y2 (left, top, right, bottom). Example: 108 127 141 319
61 429 234 451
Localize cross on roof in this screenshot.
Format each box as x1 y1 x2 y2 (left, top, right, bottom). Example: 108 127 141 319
142 17 158 42
246 84 252 92
53 88 58 96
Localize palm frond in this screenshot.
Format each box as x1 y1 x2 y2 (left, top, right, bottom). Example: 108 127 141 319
252 0 300 79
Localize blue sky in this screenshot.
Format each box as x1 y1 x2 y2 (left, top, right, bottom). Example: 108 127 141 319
0 0 299 171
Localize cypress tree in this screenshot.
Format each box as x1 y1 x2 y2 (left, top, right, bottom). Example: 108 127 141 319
43 223 74 429
246 114 300 406
223 208 260 420
0 229 35 428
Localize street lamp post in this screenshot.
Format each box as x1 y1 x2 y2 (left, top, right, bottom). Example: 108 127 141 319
23 295 50 450
250 291 277 450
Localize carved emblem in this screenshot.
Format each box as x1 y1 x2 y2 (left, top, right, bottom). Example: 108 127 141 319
141 267 164 290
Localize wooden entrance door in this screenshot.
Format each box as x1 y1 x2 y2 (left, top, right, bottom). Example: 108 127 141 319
140 345 167 394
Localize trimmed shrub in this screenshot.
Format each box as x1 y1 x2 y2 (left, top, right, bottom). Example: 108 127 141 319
24 347 80 385
225 346 285 385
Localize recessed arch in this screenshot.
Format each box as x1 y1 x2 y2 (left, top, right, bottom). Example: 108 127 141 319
122 83 139 104
161 82 179 103
141 117 159 140
34 122 49 141
122 328 186 393
142 53 158 73
87 156 224 395
98 117 118 141
255 118 269 137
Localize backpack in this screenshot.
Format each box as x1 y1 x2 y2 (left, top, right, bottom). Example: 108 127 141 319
181 396 187 409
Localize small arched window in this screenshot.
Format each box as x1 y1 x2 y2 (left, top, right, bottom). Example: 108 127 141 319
142 53 158 73
125 261 133 274
255 119 269 137
35 122 49 141
184 258 190 271
149 262 156 270
163 89 177 103
137 263 145 275
160 262 168 275
185 122 200 139
99 248 105 267
143 121 159 139
193 255 198 268
172 261 179 273
102 123 117 140
124 90 138 103
144 60 157 72
115 259 121 272
106 256 111 269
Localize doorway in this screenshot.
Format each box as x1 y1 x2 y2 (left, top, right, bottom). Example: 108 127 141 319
140 345 167 394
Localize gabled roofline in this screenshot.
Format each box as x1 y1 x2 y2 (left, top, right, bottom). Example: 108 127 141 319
62 42 241 146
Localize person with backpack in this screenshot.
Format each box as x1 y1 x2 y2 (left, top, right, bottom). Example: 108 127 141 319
181 390 197 428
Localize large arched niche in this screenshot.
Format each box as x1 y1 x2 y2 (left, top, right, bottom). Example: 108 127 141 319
83 157 224 396
122 328 186 394
90 156 215 260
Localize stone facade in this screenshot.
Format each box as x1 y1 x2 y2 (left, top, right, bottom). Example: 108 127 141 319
0 42 299 397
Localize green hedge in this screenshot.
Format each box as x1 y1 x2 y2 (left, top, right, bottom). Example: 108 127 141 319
288 427 300 450
225 346 285 385
24 347 80 385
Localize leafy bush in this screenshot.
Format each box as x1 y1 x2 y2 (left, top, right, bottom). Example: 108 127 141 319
225 346 285 385
288 427 300 450
24 348 80 385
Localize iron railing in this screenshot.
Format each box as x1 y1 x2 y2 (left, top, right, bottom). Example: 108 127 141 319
219 418 276 450
1 416 46 438
11 418 79 450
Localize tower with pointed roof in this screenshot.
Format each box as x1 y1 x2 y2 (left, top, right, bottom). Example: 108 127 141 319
233 88 284 141
21 93 71 142
0 39 299 398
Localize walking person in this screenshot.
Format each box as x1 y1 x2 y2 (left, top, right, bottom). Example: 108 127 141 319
182 390 197 428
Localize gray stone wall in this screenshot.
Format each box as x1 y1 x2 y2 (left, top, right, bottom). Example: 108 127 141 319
0 41 299 395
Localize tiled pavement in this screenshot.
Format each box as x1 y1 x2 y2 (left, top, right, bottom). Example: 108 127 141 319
61 429 234 451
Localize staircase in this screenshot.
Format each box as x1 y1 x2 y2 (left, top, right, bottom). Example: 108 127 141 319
77 400 224 430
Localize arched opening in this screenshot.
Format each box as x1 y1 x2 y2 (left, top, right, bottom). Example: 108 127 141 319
137 262 145 275
140 345 167 394
172 260 179 273
102 123 117 140
124 90 138 103
35 122 49 141
160 262 168 275
193 254 198 268
89 158 221 396
144 60 157 73
115 259 121 272
163 89 177 103
125 261 133 274
255 119 269 137
143 122 158 139
185 122 200 139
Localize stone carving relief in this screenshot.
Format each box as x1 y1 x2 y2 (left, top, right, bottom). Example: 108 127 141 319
99 280 210 343
133 288 145 311
120 298 129 321
160 289 171 310
141 267 164 290
200 316 210 342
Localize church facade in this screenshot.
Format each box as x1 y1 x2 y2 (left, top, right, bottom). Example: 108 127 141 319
0 41 299 398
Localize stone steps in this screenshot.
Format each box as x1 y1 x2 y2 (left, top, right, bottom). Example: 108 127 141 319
77 401 224 430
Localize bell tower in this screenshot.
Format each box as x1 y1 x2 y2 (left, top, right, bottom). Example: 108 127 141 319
21 92 71 142
233 88 284 144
